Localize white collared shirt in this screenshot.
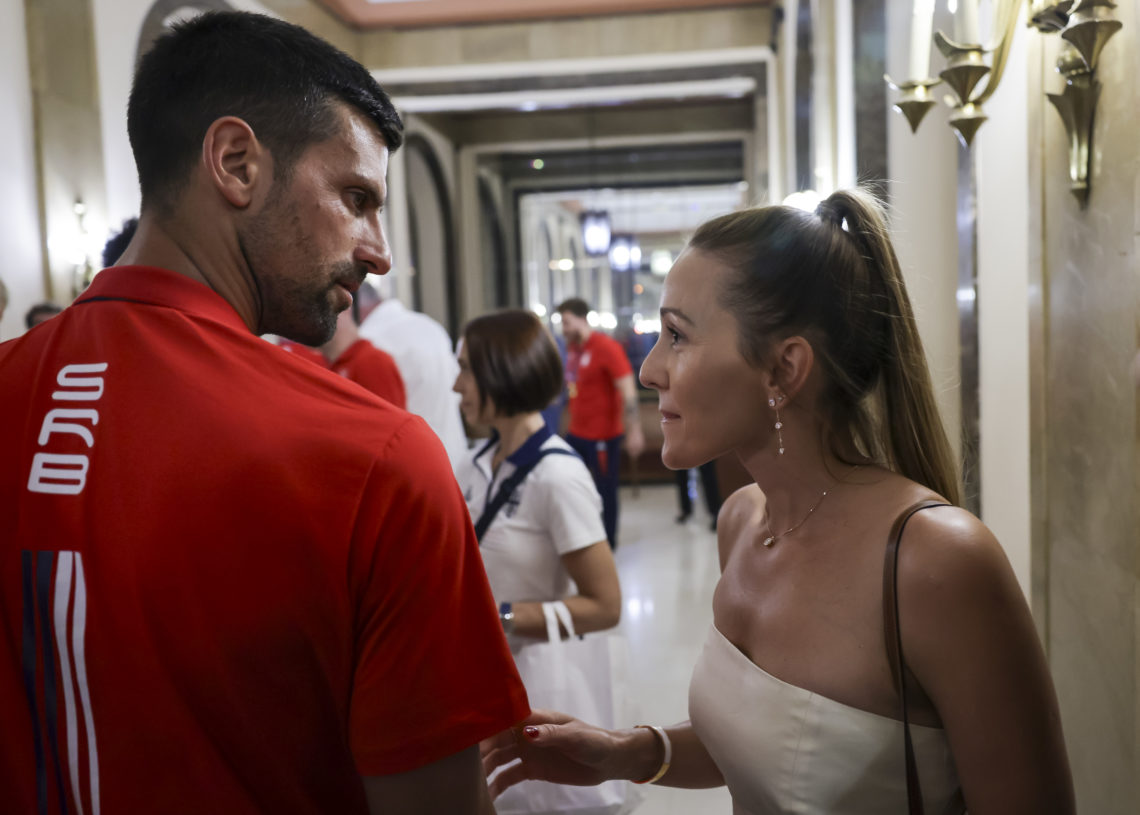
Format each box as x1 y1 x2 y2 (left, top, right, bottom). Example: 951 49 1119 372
455 434 605 608
358 298 468 469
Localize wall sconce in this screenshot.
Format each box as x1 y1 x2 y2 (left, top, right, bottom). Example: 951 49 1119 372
886 0 1122 205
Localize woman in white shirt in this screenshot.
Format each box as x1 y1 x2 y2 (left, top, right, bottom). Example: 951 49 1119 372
453 309 621 644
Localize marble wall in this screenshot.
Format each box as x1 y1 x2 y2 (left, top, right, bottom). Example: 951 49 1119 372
1031 2 1140 811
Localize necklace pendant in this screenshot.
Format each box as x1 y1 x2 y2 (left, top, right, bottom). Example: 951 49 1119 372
762 536 776 547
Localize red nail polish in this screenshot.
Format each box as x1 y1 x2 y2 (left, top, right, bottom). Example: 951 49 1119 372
524 726 539 739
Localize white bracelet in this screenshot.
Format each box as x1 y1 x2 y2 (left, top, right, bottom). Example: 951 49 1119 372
633 725 672 784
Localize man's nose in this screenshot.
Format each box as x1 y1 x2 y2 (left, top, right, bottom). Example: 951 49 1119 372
357 226 392 276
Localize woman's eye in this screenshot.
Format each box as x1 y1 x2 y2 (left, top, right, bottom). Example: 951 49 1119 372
668 328 682 345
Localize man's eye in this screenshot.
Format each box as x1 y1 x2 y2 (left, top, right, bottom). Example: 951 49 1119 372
348 191 366 211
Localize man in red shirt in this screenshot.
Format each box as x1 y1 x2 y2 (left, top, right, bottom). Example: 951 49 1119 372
556 298 645 548
0 12 526 815
319 307 407 408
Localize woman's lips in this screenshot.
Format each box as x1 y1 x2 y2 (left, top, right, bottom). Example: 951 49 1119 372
660 410 681 422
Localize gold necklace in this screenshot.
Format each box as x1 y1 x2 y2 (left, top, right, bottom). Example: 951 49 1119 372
761 489 829 547
761 466 859 547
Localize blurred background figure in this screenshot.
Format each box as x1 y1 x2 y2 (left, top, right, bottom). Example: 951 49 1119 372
24 302 61 329
319 305 406 409
674 461 721 531
103 217 139 268
556 297 644 549
356 281 467 467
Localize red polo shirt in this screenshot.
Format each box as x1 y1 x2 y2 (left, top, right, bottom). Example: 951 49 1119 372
332 339 407 409
565 331 632 440
277 338 329 369
0 267 528 815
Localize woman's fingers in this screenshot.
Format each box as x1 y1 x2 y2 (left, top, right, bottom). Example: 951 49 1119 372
479 727 517 758
481 742 520 776
487 760 535 799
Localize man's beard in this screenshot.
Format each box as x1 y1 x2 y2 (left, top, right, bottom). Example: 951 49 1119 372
238 197 356 345
260 259 357 346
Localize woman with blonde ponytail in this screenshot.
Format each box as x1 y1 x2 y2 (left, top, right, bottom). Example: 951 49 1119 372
484 188 1074 814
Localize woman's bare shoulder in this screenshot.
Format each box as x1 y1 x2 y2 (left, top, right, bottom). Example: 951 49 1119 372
895 505 1011 587
894 505 1029 650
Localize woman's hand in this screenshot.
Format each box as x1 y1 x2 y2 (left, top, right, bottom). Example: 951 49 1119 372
481 710 654 798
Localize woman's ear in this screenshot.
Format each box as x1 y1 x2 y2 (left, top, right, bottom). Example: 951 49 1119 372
768 335 814 402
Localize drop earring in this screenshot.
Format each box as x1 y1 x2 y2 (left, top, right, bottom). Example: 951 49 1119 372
769 395 785 455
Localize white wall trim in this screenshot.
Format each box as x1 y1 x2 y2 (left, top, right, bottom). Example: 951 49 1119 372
372 45 775 84
461 129 756 157
394 77 755 114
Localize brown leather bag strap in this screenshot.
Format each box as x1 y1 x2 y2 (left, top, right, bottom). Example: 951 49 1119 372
883 500 950 815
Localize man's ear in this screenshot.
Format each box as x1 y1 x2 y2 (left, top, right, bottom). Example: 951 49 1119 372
200 116 268 209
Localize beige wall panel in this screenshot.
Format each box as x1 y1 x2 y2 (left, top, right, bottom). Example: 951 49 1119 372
1035 1 1139 811
359 8 771 69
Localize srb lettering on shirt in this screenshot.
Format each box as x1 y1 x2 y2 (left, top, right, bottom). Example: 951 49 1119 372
27 363 107 495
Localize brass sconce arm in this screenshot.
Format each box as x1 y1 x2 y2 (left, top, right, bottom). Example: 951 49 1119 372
886 0 1122 203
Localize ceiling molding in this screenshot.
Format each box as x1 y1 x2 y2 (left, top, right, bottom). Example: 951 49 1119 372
316 0 769 29
394 77 756 114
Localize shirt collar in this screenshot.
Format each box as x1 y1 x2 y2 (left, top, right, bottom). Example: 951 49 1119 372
77 266 251 335
472 424 554 476
506 424 554 467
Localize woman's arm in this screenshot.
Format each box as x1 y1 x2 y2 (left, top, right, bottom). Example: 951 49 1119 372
508 541 621 638
900 509 1075 815
482 711 725 796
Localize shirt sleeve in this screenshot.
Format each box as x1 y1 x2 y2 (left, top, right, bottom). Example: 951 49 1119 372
536 455 607 556
363 347 406 410
346 416 530 776
605 337 633 381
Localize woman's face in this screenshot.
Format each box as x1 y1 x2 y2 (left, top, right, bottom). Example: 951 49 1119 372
453 339 497 426
639 248 772 469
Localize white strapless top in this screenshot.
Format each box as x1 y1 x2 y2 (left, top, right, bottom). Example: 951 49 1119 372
689 625 964 815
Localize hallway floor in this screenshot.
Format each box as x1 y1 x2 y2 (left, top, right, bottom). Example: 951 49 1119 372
613 484 734 814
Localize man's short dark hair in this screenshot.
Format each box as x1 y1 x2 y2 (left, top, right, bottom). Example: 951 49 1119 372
555 298 590 319
128 12 404 214
25 303 62 330
463 310 563 418
103 217 138 268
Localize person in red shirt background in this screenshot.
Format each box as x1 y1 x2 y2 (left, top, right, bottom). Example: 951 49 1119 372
555 298 645 549
318 306 407 408
0 12 526 815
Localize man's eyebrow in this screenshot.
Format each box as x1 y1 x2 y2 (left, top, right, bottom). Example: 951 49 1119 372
660 307 694 325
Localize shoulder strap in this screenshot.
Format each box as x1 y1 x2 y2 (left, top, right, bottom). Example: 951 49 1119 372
473 448 577 542
883 499 950 815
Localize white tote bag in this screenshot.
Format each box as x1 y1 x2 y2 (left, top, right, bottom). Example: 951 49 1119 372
494 602 646 815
